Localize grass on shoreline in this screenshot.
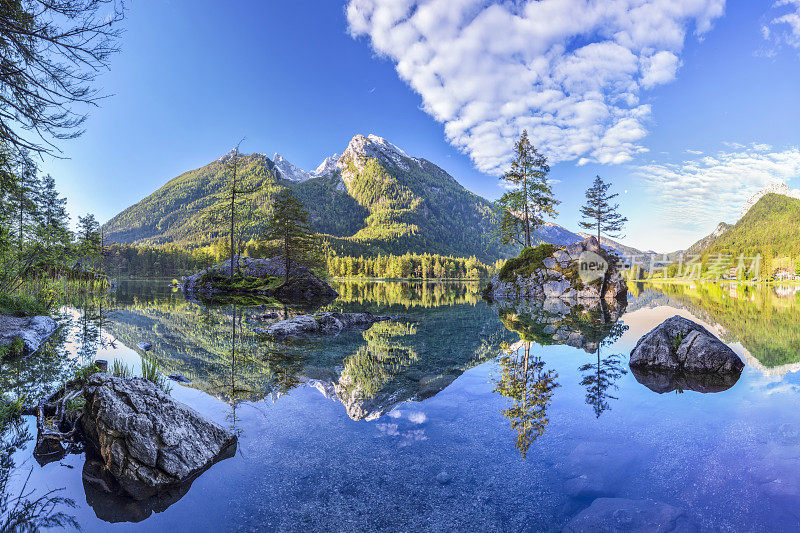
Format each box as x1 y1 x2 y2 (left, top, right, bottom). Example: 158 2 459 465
0 293 49 317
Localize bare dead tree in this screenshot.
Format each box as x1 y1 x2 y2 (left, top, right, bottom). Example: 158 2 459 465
0 0 125 156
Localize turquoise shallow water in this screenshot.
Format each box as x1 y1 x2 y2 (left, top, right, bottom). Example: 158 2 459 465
4 280 800 531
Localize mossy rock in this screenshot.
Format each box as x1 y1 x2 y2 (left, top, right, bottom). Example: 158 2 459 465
498 244 557 282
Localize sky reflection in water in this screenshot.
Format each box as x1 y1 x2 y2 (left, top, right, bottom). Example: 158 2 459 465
4 280 800 531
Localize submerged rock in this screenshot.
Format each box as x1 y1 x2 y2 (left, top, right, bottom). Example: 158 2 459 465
629 315 744 374
80 374 237 500
262 312 391 338
136 342 152 351
563 498 696 532
0 315 58 358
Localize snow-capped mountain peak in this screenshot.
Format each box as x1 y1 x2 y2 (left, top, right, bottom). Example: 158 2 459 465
741 182 800 217
272 153 313 182
314 153 341 178
341 134 419 172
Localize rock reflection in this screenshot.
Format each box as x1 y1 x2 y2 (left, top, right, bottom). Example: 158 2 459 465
81 444 236 524
630 366 741 394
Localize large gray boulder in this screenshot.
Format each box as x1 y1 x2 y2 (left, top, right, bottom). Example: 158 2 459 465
80 374 237 500
0 315 58 358
563 498 696 532
630 315 744 374
259 311 391 338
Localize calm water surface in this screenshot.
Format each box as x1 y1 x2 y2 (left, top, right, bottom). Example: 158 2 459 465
4 280 800 531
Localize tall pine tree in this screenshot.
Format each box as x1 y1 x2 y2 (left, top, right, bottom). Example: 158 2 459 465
261 189 318 282
77 214 102 271
11 153 40 254
496 130 559 248
579 175 627 243
36 174 72 273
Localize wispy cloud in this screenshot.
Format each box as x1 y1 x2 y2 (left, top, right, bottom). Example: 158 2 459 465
638 144 800 232
346 0 725 174
762 0 800 52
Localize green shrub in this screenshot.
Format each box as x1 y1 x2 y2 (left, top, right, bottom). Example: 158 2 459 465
0 396 25 428
0 293 49 317
200 270 281 292
72 362 103 384
498 244 557 282
0 337 26 359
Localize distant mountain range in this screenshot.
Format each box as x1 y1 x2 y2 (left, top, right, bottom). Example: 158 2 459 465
103 133 648 261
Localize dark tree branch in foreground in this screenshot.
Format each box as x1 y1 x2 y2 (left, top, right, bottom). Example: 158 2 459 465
0 0 125 156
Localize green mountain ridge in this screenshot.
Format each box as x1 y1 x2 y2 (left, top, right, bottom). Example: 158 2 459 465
689 193 800 258
103 134 504 261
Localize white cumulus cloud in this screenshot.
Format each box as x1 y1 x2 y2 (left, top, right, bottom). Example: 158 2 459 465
346 0 725 174
638 144 800 233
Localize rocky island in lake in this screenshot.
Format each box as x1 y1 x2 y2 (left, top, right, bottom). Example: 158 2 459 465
181 255 338 303
484 236 627 302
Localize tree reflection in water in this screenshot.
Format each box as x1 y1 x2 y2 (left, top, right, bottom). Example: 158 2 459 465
578 321 629 418
0 417 77 530
494 340 559 459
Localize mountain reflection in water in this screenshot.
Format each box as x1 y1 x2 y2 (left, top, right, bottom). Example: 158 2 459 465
7 279 800 530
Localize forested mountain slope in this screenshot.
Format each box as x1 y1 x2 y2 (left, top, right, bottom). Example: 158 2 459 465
104 134 503 260
703 193 800 258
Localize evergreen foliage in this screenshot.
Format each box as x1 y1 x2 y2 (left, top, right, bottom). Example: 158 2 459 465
326 251 494 279
495 131 559 248
76 214 102 269
494 341 559 459
579 175 627 242
261 188 319 281
704 194 800 259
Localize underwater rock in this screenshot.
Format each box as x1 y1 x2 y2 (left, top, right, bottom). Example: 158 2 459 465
262 312 391 338
0 315 58 358
136 342 152 351
80 374 237 500
563 497 697 532
630 315 744 373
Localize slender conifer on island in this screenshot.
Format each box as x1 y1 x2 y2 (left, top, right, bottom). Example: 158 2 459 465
579 175 627 243
496 130 559 248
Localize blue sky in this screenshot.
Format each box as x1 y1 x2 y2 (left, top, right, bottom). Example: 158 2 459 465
40 0 800 252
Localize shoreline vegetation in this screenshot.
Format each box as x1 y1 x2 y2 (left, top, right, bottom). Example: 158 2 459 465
642 278 800 286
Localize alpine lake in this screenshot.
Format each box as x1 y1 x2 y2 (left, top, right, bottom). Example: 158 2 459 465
4 279 800 531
